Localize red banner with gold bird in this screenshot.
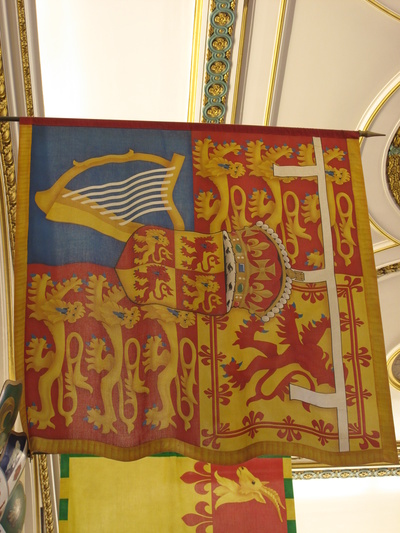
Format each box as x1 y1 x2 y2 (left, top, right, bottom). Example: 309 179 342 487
15 118 397 465
59 455 296 533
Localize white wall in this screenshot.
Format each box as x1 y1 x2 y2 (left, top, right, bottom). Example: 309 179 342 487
294 475 400 532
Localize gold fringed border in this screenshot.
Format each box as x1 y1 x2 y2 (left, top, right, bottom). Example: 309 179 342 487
347 137 398 465
28 430 396 468
14 124 32 433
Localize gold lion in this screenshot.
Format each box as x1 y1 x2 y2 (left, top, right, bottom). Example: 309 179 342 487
133 228 172 265
182 274 222 313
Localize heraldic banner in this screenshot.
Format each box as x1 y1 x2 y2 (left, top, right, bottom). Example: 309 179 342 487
58 455 296 533
14 118 397 466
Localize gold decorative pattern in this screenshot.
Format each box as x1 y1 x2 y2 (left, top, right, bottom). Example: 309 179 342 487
0 42 17 257
211 36 229 50
208 83 224 96
38 454 55 533
210 60 226 73
206 105 223 118
376 262 400 277
202 0 236 123
17 0 34 117
387 126 400 207
292 442 400 475
293 465 400 479
214 11 232 25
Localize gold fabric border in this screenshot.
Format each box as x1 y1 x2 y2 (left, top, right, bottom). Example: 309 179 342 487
14 124 32 434
347 138 397 464
26 431 397 467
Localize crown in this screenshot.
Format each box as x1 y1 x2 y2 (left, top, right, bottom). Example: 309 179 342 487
224 222 304 321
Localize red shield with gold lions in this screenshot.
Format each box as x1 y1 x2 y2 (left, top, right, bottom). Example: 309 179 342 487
116 223 297 321
116 225 228 315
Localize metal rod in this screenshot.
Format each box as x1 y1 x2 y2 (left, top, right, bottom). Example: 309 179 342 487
0 116 20 122
0 117 386 138
358 130 385 138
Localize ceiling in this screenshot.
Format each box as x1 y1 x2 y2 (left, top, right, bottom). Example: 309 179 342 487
1 1 400 531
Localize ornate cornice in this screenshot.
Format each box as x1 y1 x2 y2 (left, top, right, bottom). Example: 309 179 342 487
293 444 400 478
293 465 400 480
0 38 16 258
377 262 400 277
202 0 236 123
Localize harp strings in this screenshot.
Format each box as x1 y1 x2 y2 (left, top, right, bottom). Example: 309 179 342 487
62 166 175 225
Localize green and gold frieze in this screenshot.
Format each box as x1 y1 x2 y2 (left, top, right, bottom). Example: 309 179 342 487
202 1 236 123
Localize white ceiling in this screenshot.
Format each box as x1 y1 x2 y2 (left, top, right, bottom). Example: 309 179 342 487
35 0 196 121
2 1 400 531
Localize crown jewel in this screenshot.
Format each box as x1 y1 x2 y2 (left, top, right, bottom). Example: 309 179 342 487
224 222 302 321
